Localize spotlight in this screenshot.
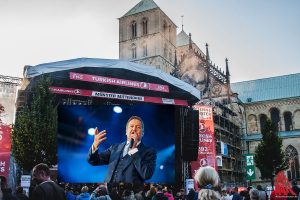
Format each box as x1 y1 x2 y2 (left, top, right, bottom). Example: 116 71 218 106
113 106 122 113
160 165 164 170
88 128 95 136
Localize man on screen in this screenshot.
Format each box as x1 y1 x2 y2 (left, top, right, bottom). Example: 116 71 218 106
87 116 157 184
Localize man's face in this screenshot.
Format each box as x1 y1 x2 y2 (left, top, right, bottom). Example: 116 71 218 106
126 118 142 142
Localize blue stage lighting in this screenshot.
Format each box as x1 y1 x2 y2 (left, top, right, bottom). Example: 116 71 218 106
88 128 95 136
160 165 164 170
113 106 122 113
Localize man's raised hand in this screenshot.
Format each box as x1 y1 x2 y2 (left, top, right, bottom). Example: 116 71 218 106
92 128 107 151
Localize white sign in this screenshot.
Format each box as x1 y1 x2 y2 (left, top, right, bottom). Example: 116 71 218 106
198 107 213 120
92 91 144 101
246 155 254 166
21 175 31 187
216 155 223 167
185 179 194 194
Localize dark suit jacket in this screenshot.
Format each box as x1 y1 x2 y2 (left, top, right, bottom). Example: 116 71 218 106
87 141 156 184
31 181 66 200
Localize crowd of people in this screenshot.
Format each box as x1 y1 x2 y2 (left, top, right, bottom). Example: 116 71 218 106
1 164 299 200
64 182 187 200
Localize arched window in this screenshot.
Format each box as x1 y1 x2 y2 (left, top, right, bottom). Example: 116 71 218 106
259 114 267 133
163 20 167 32
285 145 300 180
131 21 137 38
142 18 148 35
284 111 293 131
294 110 300 130
163 44 167 58
270 107 280 131
131 44 136 59
247 114 258 133
169 25 172 40
143 45 147 57
169 50 172 63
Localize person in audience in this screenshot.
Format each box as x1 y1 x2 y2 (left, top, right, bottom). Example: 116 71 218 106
31 163 66 200
249 189 259 200
65 185 76 200
152 185 168 200
194 166 221 200
256 185 267 200
90 185 111 200
76 186 90 200
15 186 29 200
232 187 242 200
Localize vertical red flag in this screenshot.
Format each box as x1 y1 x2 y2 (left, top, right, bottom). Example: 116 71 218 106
0 125 12 179
191 105 216 187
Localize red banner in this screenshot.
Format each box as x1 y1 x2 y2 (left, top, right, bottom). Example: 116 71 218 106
70 72 170 93
191 105 216 186
0 125 12 152
0 125 12 179
49 86 188 106
0 152 10 179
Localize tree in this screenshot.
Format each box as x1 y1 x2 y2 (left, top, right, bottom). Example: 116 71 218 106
11 76 57 172
254 118 287 189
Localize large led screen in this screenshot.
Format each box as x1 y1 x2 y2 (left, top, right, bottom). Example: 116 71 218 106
58 104 175 183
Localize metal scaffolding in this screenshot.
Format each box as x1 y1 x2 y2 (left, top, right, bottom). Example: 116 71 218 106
0 75 22 85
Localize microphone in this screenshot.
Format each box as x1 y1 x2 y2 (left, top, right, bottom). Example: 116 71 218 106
129 138 134 148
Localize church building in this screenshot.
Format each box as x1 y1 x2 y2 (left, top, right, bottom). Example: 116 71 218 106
232 74 300 183
119 0 245 185
119 0 300 185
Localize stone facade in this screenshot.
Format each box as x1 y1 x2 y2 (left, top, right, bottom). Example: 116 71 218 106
246 97 300 183
246 98 300 134
119 7 176 73
133 55 174 73
177 47 229 97
119 0 300 184
177 42 205 64
119 0 245 185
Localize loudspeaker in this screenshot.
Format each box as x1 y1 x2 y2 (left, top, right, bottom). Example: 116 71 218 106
182 108 199 161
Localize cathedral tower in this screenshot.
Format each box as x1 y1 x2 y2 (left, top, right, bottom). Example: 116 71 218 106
119 0 177 73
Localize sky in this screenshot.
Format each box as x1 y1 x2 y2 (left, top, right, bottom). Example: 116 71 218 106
0 0 299 83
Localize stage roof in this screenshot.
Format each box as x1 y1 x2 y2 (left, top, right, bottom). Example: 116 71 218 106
24 57 200 100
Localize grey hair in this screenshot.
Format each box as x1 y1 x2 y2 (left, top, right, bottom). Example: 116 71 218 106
194 166 221 200
194 166 220 187
198 189 221 200
126 116 144 138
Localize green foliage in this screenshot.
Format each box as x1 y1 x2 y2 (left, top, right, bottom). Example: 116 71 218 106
254 118 287 181
12 76 57 171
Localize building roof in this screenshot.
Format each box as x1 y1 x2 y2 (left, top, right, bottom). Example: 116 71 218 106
231 73 300 103
176 30 194 47
23 57 200 100
122 0 159 17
